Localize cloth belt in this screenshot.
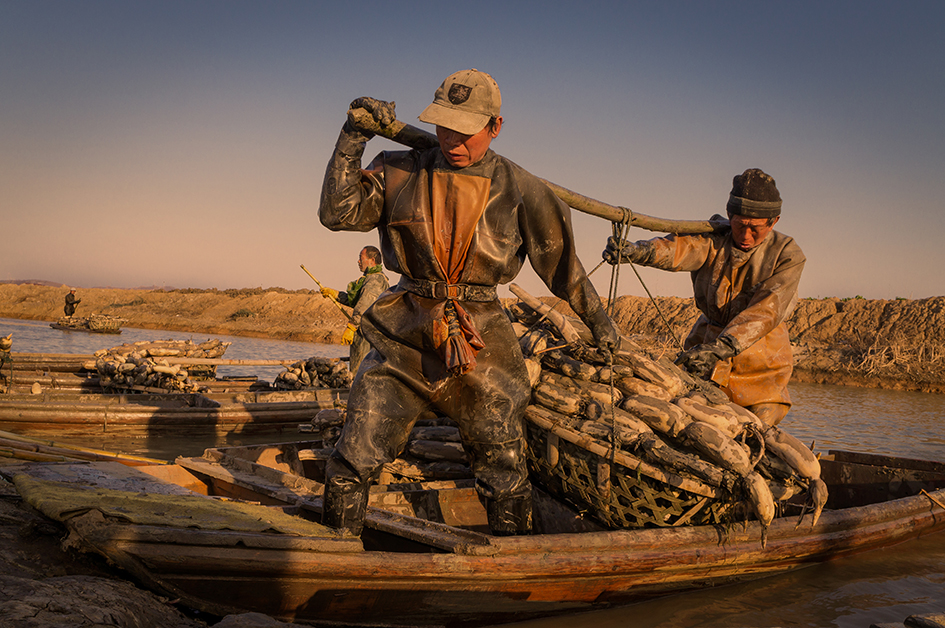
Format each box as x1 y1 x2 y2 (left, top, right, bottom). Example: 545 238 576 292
398 277 497 302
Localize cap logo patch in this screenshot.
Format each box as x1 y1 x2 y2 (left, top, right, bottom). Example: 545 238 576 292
448 84 472 105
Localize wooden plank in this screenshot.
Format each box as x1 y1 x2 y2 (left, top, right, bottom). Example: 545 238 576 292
828 450 945 474
179 453 493 553
74 515 363 552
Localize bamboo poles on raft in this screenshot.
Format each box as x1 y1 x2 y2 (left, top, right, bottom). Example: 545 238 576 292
0 429 165 466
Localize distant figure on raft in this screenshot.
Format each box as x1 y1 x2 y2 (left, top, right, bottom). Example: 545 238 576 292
603 168 806 427
63 288 81 317
319 246 389 374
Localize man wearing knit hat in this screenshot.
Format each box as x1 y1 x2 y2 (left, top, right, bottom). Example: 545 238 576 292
603 168 806 427
319 69 618 536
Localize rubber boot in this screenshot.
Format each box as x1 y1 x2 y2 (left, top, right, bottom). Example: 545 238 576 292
322 458 370 536
486 494 533 536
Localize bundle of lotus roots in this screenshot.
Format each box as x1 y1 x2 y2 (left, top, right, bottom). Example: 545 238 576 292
89 339 231 392
274 357 352 390
508 284 827 539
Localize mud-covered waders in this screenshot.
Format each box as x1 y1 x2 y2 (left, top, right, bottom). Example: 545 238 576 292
322 290 534 536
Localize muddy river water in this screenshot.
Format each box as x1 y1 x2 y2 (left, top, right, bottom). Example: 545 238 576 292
3 318 944 627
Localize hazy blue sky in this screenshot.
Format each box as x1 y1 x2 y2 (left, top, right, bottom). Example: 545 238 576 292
2 1 943 301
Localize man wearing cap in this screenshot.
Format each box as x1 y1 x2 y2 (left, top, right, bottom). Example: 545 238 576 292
63 288 81 317
603 168 805 427
318 69 618 536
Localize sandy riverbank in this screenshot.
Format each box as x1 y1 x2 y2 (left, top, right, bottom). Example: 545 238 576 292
2 283 945 393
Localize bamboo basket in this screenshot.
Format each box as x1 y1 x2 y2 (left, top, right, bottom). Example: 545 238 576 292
524 405 737 529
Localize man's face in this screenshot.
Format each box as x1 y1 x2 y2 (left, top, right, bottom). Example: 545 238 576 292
435 117 502 168
730 214 779 250
357 249 371 272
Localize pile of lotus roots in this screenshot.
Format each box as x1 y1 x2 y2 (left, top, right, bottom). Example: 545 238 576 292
274 357 352 390
506 283 826 533
90 339 231 393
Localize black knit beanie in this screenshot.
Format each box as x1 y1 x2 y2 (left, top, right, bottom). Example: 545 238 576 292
726 168 782 218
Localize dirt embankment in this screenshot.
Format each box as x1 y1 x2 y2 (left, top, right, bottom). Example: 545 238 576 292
3 283 944 394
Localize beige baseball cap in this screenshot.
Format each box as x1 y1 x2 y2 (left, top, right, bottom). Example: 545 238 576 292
418 69 501 135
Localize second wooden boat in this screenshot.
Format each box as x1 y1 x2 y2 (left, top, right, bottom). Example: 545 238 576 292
0 388 347 438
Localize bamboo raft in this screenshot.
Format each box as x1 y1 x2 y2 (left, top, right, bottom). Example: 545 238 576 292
0 429 165 466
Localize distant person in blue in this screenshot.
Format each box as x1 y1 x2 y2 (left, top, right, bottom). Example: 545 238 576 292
63 288 81 317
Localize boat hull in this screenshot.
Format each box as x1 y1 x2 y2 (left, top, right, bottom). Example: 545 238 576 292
78 489 944 626
0 389 346 438
50 322 122 334
7 449 945 627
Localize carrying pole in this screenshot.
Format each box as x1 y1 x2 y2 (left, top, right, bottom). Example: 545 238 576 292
346 108 724 235
300 264 353 322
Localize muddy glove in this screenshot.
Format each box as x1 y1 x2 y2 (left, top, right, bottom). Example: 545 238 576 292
345 97 397 139
603 236 649 265
675 335 739 379
323 99 394 202
320 287 340 301
584 306 619 364
341 323 357 345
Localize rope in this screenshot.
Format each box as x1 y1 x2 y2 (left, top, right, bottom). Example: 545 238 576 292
606 209 684 352
604 214 634 457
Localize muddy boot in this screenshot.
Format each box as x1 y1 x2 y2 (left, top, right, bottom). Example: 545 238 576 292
486 494 533 536
322 456 369 535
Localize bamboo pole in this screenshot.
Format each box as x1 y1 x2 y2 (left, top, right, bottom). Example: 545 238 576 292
0 430 165 465
347 108 723 235
300 264 354 322
162 358 313 366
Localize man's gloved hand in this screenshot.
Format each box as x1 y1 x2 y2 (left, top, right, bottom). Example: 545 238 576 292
341 323 358 345
602 235 648 265
320 287 340 301
345 97 397 139
675 335 739 379
585 307 620 364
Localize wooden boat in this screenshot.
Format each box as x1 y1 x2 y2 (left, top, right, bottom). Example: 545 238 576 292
0 350 348 437
50 314 124 334
0 388 347 438
2 352 336 392
4 435 945 627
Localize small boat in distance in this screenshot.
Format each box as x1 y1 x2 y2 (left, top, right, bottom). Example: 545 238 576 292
50 314 125 334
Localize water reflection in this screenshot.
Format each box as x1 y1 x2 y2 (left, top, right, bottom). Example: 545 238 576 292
490 529 945 628
787 382 945 463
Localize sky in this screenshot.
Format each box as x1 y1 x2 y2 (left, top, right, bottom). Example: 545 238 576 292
2 1 943 301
